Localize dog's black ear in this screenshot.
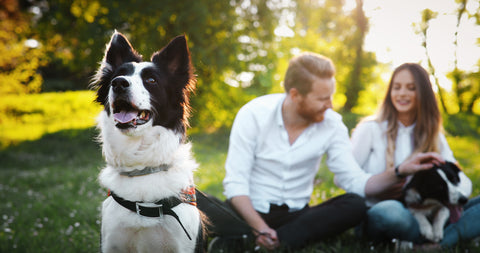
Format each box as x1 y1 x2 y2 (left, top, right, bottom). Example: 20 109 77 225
105 31 142 69
441 161 462 184
150 35 195 137
151 35 192 76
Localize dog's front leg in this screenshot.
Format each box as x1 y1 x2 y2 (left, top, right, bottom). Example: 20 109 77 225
411 210 434 242
431 207 450 242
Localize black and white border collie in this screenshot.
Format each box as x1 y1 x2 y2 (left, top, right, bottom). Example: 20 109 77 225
403 161 471 242
91 31 202 252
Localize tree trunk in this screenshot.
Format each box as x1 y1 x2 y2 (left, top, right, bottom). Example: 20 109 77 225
343 0 367 112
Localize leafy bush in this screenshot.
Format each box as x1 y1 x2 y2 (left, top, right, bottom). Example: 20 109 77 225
443 113 480 138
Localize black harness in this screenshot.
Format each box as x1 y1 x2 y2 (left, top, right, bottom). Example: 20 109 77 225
110 191 192 240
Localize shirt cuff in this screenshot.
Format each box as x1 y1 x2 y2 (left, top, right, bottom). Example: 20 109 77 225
223 181 250 199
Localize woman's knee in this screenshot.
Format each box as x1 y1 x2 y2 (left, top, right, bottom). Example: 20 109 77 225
367 200 415 231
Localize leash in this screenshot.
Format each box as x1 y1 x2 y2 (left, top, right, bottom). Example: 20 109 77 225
195 188 269 238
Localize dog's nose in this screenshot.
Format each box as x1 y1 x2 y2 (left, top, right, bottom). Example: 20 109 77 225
111 77 130 93
459 196 468 205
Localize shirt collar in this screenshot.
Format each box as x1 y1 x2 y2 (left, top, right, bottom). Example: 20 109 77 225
275 95 286 127
398 121 416 134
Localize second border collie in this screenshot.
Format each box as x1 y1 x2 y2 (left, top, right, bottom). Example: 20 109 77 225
403 161 471 242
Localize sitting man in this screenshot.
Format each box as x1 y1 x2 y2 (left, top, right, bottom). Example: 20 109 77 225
201 52 369 251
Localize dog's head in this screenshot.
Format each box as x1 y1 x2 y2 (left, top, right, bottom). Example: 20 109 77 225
91 31 195 136
404 161 469 206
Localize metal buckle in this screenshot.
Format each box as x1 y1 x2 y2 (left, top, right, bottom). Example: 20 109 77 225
135 202 163 217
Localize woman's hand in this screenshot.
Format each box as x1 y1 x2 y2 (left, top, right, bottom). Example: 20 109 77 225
397 152 445 176
254 227 279 250
366 152 444 198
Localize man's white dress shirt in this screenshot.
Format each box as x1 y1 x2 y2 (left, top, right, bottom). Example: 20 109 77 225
223 94 371 213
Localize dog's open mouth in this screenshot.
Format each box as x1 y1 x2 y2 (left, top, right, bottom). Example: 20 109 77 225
112 100 151 129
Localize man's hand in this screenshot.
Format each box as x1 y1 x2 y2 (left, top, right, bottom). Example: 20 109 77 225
397 152 445 176
255 227 279 250
229 196 281 250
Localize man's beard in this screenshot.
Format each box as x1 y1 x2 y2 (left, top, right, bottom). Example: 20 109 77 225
298 100 326 123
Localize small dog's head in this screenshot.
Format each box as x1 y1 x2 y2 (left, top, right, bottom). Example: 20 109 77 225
404 161 469 206
91 31 195 136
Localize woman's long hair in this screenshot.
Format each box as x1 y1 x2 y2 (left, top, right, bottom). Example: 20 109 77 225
377 63 442 169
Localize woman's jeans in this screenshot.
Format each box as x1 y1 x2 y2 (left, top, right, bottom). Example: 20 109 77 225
363 196 480 247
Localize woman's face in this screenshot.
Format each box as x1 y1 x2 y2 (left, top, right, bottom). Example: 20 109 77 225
390 69 417 119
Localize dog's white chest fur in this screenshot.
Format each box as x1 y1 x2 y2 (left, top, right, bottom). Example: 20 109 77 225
98 121 200 252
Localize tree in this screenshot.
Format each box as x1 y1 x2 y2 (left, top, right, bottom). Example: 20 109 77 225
343 0 368 112
27 0 282 129
10 0 383 130
415 1 480 115
281 0 378 112
414 8 450 114
449 0 480 113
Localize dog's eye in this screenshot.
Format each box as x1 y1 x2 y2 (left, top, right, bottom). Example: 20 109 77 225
145 78 156 84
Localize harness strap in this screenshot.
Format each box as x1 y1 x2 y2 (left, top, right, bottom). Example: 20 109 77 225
110 191 192 240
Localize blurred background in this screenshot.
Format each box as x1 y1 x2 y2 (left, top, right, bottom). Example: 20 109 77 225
1 0 479 251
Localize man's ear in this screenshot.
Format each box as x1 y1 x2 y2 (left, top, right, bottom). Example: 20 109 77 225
289 87 302 102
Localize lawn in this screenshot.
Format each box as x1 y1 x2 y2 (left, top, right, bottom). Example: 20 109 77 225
0 91 479 252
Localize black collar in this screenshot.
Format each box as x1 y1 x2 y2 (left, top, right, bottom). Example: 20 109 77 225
109 191 192 240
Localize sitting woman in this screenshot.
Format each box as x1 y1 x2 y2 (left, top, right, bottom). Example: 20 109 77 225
351 62 480 248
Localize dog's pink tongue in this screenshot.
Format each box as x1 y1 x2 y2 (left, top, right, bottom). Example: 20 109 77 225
448 205 463 223
113 111 137 123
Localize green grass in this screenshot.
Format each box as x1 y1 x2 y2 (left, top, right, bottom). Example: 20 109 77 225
1 128 479 252
0 128 104 252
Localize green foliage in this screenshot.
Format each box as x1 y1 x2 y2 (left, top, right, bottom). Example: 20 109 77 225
448 68 480 114
413 2 480 115
0 1 47 94
273 0 382 112
443 113 480 138
5 0 480 132
26 0 282 129
9 0 391 130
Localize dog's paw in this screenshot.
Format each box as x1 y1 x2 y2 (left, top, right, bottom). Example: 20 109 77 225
431 228 443 243
419 225 435 242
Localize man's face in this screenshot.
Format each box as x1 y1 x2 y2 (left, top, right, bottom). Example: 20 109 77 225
296 77 335 123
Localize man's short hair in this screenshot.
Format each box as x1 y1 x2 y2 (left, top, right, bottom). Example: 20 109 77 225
283 52 335 95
